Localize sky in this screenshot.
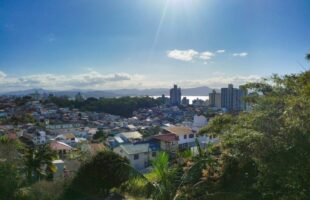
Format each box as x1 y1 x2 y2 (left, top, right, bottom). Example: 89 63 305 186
0 0 309 92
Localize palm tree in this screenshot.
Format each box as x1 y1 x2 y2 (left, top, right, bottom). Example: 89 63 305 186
150 152 179 200
23 144 57 183
119 152 179 200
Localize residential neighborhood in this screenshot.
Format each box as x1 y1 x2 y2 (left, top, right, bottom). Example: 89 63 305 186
0 85 225 176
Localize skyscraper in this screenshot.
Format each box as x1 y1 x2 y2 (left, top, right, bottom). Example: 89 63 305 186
170 84 181 106
221 84 246 111
209 89 221 108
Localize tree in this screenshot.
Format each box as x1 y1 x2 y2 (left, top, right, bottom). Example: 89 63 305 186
14 180 66 200
92 129 107 141
121 152 182 200
150 152 180 200
0 162 22 200
0 136 24 200
23 144 57 183
62 151 131 199
0 135 23 163
195 70 310 200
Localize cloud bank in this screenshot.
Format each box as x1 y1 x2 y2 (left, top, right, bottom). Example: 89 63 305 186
0 70 261 93
0 70 144 92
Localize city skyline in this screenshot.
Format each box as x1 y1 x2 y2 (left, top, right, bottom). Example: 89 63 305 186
1 0 310 92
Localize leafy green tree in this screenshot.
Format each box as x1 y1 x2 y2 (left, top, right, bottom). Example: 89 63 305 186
23 144 57 183
14 180 66 200
45 96 164 117
62 151 131 199
0 136 24 200
0 135 23 163
92 129 107 141
150 152 180 200
121 152 182 200
195 70 310 200
0 162 22 200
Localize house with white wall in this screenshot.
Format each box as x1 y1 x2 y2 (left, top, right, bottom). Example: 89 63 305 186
113 142 159 170
32 131 47 145
161 125 216 150
162 126 196 150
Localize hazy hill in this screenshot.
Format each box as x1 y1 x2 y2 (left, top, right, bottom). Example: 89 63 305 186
1 86 216 98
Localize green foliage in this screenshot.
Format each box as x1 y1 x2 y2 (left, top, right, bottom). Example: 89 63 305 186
62 151 131 199
193 71 310 200
199 114 234 136
23 144 57 183
14 180 66 200
120 177 153 198
92 129 107 141
0 135 24 163
120 152 183 200
44 96 164 117
150 152 180 200
14 96 33 106
0 163 21 200
7 113 36 125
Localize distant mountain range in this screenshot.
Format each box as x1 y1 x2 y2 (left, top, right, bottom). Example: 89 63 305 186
1 86 217 98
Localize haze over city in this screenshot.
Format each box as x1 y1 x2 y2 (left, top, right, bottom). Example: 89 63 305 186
1 0 309 92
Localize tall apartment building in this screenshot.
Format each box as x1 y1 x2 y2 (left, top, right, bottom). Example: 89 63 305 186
209 89 221 108
221 84 246 111
170 84 182 106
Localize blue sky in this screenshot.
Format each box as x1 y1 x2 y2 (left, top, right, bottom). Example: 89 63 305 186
0 0 309 91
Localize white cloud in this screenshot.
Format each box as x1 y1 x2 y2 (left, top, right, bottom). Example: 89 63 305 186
167 49 199 61
199 51 215 61
233 52 248 57
0 70 144 92
167 49 216 63
0 70 261 93
216 49 225 53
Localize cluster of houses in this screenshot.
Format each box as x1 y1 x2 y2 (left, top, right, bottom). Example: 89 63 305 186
0 94 221 175
108 116 216 170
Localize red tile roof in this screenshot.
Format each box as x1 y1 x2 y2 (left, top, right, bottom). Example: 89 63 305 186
7 133 17 140
50 141 73 151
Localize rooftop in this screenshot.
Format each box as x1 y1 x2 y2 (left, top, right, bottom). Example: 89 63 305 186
152 133 178 142
120 131 142 140
120 143 149 155
50 141 73 151
163 126 193 135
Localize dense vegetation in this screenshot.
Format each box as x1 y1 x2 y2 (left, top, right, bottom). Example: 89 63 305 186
44 96 164 117
122 70 310 199
194 71 310 199
62 151 131 200
0 137 59 200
